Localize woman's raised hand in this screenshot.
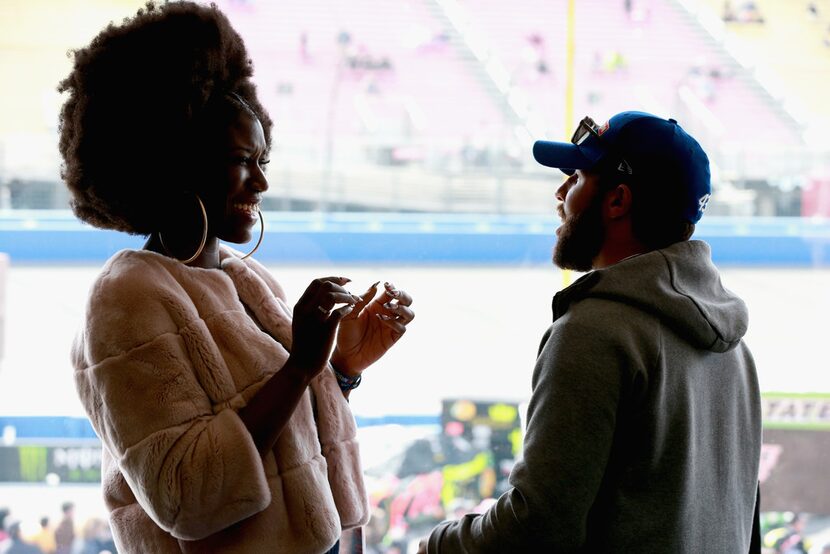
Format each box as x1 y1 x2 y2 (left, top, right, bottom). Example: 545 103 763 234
242 276 361 453
331 281 414 376
289 277 362 380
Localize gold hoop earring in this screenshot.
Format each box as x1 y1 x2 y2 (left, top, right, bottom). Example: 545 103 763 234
240 208 265 260
158 194 208 265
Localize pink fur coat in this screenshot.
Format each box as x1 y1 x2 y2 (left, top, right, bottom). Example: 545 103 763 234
72 248 369 553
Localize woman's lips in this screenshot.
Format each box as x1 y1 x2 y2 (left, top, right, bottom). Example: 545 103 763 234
230 202 260 225
232 202 259 215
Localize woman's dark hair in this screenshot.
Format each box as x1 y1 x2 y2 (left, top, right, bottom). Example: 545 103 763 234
596 158 695 250
58 1 272 234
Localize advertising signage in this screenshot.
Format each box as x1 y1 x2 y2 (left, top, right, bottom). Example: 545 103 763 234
0 444 101 483
759 394 830 513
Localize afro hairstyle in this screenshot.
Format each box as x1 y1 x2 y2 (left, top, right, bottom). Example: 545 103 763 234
58 1 272 235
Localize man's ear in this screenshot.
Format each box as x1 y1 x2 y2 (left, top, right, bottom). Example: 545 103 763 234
605 183 633 219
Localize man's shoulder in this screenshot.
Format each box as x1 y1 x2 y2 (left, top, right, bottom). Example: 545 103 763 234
541 295 662 370
558 293 660 335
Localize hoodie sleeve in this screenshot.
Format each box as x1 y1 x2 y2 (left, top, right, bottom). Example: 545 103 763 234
427 310 647 552
73 257 271 541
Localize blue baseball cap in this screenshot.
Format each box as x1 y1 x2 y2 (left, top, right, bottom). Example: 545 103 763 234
533 111 712 223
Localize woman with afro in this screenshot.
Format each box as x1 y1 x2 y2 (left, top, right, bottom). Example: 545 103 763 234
59 3 414 552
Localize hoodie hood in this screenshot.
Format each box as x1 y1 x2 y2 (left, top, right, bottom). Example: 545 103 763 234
555 241 747 352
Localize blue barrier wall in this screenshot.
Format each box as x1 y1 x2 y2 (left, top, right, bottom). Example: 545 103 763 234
1 211 829 266
0 415 439 440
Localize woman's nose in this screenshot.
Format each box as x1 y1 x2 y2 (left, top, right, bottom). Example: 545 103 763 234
251 168 269 193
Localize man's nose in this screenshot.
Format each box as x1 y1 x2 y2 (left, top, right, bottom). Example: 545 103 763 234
555 180 569 203
555 174 577 202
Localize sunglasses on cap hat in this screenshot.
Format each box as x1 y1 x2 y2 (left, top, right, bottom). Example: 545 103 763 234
571 116 633 175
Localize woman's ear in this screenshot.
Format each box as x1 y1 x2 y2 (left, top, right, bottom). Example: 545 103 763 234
605 183 633 220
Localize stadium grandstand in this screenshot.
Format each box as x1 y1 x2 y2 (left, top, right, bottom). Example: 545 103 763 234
1 0 828 215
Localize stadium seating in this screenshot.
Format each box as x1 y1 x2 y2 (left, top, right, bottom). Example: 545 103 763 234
694 0 830 130
214 0 511 149
456 0 802 148
214 0 803 171
3 0 815 212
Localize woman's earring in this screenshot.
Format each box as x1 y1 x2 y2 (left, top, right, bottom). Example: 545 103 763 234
240 208 265 260
158 194 208 264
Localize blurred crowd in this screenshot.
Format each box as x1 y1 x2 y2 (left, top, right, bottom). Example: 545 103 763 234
1 488 828 553
0 503 115 554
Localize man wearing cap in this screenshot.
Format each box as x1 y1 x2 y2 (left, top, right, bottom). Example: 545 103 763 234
419 112 761 553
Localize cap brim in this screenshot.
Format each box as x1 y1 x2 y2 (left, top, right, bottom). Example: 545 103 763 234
533 140 594 175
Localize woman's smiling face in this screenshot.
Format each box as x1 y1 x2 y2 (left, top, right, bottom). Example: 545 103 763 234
213 111 270 244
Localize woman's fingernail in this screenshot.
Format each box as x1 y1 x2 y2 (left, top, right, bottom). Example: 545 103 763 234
341 277 351 283
384 283 400 297
371 280 380 288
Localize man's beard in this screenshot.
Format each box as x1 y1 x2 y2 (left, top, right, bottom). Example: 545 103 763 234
552 192 605 272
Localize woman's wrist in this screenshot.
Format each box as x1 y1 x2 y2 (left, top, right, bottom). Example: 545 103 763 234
282 355 321 386
331 365 362 391
330 350 364 378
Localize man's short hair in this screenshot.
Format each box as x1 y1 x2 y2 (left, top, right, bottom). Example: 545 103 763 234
596 158 696 249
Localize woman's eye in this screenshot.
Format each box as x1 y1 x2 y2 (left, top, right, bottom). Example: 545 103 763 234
232 156 268 170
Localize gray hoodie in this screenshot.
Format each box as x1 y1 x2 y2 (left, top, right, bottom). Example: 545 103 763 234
427 240 761 553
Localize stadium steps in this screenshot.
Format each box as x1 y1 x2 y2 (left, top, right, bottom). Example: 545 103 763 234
668 0 805 143
696 0 830 131
419 0 537 134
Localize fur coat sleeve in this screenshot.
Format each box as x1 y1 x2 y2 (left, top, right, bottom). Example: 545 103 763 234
73 252 273 540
